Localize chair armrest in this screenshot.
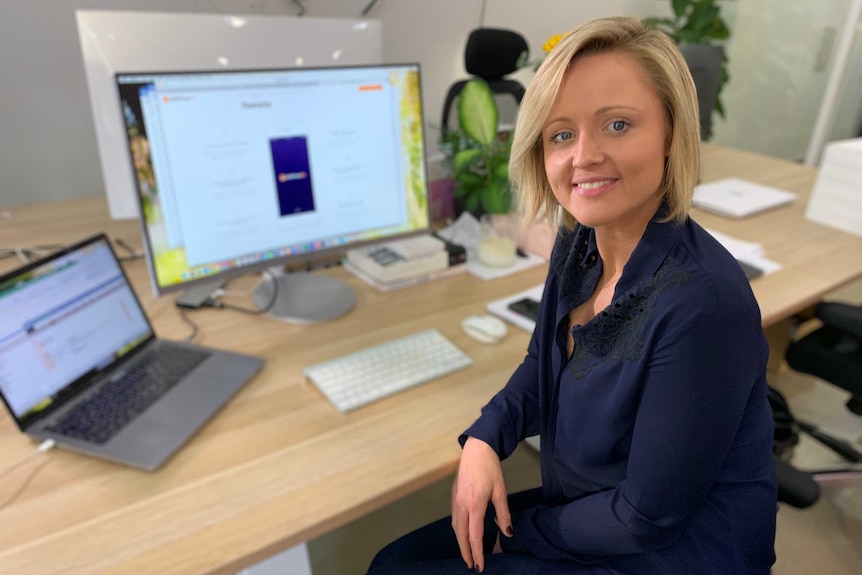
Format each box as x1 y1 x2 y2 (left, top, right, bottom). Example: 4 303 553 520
816 302 862 339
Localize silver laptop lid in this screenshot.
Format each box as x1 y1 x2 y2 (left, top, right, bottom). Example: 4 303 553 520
0 234 155 430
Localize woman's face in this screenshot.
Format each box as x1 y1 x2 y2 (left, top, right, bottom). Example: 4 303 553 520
542 51 669 233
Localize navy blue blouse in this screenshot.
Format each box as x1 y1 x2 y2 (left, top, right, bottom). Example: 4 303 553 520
463 211 777 573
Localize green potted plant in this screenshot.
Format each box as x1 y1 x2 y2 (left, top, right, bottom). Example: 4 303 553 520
442 78 513 216
644 0 731 119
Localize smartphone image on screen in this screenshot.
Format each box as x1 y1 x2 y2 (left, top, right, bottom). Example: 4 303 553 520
270 135 316 217
507 297 540 322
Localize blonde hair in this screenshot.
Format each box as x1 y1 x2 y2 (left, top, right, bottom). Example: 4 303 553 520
511 17 701 229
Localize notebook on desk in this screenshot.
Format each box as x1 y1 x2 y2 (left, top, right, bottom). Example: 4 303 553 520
693 178 795 219
0 234 264 470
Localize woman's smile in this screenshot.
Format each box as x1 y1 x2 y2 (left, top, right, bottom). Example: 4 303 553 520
573 178 619 196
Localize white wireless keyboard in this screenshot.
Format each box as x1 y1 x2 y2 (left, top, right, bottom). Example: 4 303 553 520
305 329 473 412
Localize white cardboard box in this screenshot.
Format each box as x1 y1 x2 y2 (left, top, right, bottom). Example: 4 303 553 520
806 138 862 237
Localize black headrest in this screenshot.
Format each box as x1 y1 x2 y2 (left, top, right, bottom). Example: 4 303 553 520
465 28 528 81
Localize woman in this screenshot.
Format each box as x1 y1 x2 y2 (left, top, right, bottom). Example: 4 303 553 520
368 16 776 574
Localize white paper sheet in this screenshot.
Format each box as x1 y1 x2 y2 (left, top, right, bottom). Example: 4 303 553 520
703 228 781 275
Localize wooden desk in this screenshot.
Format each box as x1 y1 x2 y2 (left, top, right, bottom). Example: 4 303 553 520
1 145 861 574
698 145 862 325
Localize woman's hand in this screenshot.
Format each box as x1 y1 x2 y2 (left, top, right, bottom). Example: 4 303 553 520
451 437 512 572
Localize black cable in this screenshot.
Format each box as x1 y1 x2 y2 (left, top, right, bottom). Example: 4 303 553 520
113 237 135 254
361 0 382 17
291 0 305 17
210 268 280 316
177 306 201 342
113 238 144 262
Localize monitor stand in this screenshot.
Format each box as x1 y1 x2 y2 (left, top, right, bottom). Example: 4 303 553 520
252 271 356 324
175 280 224 309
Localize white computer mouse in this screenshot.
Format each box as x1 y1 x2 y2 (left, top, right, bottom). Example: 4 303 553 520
461 314 508 344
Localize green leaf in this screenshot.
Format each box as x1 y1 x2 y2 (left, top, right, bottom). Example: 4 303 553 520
515 50 529 69
642 17 677 37
456 172 483 188
453 148 483 174
437 130 460 154
481 180 512 214
458 79 498 147
711 19 730 40
688 4 720 41
493 162 509 180
642 16 674 29
676 29 701 45
466 193 481 214
672 0 688 19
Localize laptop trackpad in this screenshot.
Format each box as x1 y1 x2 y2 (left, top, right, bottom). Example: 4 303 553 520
107 369 245 470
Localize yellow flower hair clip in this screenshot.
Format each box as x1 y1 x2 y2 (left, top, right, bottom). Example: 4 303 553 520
520 32 567 71
542 34 564 53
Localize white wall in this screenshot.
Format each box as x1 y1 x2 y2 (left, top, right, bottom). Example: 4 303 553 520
0 0 662 208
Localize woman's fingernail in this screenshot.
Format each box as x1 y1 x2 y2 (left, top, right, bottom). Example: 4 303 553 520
506 525 514 537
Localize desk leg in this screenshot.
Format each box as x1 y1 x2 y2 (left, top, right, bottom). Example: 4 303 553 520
764 320 794 373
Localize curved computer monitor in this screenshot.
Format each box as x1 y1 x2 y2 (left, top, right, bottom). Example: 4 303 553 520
116 63 430 323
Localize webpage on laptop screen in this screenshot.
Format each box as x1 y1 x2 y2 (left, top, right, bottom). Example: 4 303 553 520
0 242 150 419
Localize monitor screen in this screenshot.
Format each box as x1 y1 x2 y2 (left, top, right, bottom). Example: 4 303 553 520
116 63 430 320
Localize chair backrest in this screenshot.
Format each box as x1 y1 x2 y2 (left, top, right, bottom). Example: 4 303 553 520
679 44 724 141
786 301 862 414
464 28 528 80
440 28 528 133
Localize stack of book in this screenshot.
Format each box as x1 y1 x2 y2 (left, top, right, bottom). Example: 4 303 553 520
343 234 466 291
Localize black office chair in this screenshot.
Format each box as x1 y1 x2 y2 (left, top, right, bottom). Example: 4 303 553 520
786 302 862 416
440 27 528 134
678 44 724 141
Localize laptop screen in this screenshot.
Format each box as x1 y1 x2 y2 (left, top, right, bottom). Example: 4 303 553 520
0 236 153 424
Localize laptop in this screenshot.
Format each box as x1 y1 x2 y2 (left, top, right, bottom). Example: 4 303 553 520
0 234 264 471
693 177 796 219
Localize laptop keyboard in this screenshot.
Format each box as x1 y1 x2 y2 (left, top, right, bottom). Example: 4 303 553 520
46 346 210 444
